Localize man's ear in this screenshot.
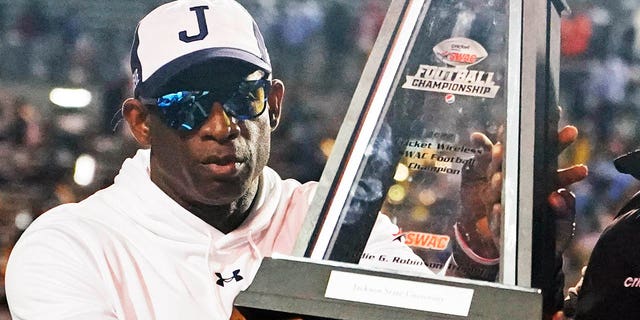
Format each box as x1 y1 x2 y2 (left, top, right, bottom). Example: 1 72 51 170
122 98 151 147
267 79 284 130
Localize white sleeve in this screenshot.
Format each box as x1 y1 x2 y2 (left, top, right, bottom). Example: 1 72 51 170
5 226 117 320
358 213 437 276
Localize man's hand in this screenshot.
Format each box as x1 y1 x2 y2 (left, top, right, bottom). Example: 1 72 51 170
453 125 588 280
546 127 588 320
453 131 503 275
550 126 588 253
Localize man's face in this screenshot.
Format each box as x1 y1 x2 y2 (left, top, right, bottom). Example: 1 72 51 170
146 65 275 207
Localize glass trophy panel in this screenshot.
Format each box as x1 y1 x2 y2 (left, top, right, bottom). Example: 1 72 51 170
318 0 511 283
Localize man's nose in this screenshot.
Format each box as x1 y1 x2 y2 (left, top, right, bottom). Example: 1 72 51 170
198 102 240 142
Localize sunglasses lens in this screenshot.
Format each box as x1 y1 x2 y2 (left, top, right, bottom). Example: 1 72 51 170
151 79 270 131
155 92 212 131
224 80 269 120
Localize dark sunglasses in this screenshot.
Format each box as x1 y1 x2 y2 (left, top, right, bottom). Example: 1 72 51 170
141 79 271 131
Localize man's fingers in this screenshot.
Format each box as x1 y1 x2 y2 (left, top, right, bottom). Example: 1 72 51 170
548 188 576 218
462 132 495 182
550 188 576 254
552 311 567 320
557 164 588 187
490 172 502 203
489 203 502 244
558 125 578 153
548 191 568 215
470 132 494 151
488 142 503 177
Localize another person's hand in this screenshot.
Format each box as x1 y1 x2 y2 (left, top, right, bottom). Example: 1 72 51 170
559 265 586 319
232 307 304 320
231 307 247 320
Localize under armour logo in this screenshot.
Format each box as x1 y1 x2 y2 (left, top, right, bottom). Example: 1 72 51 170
215 269 243 287
179 6 209 43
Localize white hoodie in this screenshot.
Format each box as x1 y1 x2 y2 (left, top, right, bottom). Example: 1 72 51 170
6 149 430 319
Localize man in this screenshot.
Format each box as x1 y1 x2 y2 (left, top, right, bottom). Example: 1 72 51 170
5 0 585 319
5 1 418 319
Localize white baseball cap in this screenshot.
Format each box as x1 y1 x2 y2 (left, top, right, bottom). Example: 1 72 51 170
130 0 271 98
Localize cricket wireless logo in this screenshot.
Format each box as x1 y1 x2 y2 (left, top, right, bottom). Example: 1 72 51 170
402 37 501 99
624 277 640 287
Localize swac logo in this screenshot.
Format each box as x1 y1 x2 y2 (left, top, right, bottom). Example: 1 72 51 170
433 37 488 68
215 269 243 287
404 232 450 250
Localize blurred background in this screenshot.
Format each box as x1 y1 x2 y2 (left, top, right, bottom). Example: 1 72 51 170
0 0 638 318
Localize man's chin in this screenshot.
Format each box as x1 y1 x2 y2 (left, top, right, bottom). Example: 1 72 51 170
194 190 245 206
195 180 257 206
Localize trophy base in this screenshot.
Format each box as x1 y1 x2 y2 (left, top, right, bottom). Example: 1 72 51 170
234 256 542 320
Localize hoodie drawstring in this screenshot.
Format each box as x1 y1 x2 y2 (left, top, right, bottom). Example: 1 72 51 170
247 230 263 261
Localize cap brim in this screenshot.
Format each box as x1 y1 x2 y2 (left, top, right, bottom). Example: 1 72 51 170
614 149 640 180
136 48 271 98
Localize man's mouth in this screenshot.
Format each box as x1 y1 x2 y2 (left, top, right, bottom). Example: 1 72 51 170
201 155 244 177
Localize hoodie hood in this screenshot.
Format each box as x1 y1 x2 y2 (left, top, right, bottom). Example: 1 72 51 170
103 149 286 250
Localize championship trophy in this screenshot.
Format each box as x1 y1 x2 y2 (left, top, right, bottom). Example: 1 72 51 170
235 0 568 318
